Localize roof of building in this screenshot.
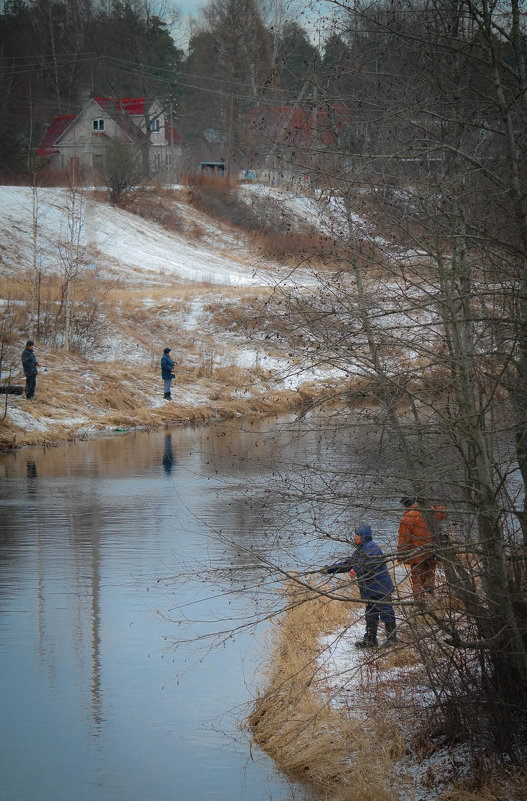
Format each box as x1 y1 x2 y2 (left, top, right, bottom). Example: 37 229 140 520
93 97 147 116
37 98 184 156
91 97 146 141
249 102 353 149
37 115 76 157
166 123 184 146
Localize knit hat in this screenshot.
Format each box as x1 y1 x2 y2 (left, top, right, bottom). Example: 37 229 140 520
163 347 171 354
400 497 415 508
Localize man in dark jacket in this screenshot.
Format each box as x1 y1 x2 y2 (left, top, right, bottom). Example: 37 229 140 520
160 347 176 400
322 523 396 648
21 340 40 399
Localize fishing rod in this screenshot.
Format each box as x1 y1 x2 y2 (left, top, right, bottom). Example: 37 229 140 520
291 567 329 577
171 368 200 378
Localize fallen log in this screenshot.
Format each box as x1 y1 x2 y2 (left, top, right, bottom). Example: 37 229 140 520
0 385 24 395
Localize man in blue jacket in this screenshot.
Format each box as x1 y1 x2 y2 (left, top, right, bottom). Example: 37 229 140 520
322 524 396 648
160 347 176 400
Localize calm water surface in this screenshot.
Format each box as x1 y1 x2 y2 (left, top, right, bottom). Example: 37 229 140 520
0 420 321 801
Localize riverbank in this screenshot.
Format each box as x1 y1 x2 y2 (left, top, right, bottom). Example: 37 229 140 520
0 346 335 450
249 580 527 801
0 184 354 452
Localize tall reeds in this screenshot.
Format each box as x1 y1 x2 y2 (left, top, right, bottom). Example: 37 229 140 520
248 581 400 801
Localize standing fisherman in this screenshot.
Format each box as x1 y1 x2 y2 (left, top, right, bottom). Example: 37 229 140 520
21 340 40 399
160 347 176 400
397 498 447 598
322 524 396 648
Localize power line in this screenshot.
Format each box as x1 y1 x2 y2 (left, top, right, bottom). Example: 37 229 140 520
1 50 395 119
0 51 98 62
0 49 315 108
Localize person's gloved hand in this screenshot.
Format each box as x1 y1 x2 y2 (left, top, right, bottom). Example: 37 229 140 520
319 565 330 574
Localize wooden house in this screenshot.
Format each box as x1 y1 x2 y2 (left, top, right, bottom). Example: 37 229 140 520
37 97 184 181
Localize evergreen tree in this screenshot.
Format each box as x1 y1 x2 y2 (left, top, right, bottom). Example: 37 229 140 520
0 0 34 172
270 19 318 100
178 0 274 172
0 0 183 177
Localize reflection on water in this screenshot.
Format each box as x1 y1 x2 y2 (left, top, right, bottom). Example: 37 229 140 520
0 421 315 801
162 434 175 475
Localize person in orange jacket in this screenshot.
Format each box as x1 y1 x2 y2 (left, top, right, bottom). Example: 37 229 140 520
397 498 447 598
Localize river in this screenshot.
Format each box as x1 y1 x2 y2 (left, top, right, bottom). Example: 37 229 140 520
0 417 333 801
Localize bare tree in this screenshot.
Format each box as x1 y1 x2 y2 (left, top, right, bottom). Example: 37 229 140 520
180 0 276 172
102 138 142 204
56 181 88 351
206 0 527 758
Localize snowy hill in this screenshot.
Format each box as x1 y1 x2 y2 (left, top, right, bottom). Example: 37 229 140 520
0 185 317 287
0 183 347 448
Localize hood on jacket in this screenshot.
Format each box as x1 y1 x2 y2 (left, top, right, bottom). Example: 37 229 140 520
355 523 373 544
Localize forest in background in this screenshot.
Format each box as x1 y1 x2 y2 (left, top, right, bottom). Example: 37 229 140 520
0 0 338 177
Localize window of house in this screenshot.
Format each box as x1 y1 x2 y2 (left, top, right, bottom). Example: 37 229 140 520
93 119 105 131
150 118 161 132
154 152 161 171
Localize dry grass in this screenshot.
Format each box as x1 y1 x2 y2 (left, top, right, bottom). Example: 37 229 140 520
0 276 30 300
115 189 186 234
0 338 319 450
248 582 402 801
441 771 527 801
247 580 527 801
209 365 252 388
253 229 337 262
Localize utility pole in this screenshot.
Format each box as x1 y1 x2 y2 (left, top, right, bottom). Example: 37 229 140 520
169 97 174 184
226 93 235 182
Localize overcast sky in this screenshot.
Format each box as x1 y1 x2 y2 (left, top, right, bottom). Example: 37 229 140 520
176 0 205 12
161 0 336 52
156 0 204 50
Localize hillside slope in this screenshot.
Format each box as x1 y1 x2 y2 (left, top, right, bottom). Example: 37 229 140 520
0 184 346 449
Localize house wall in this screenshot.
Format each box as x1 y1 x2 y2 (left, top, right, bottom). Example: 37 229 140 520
54 102 133 178
48 98 183 182
145 100 184 178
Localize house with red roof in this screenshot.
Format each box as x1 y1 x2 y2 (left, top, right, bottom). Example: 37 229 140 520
247 102 370 182
37 97 184 181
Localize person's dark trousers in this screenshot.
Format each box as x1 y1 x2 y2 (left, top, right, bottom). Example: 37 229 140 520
25 374 36 399
365 601 396 641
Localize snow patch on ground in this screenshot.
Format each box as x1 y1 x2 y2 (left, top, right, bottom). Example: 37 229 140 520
241 183 431 267
318 611 474 801
0 183 419 440
7 405 52 431
0 186 317 287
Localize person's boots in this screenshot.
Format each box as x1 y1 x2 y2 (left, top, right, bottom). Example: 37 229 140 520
355 620 378 649
164 392 170 399
384 619 397 647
